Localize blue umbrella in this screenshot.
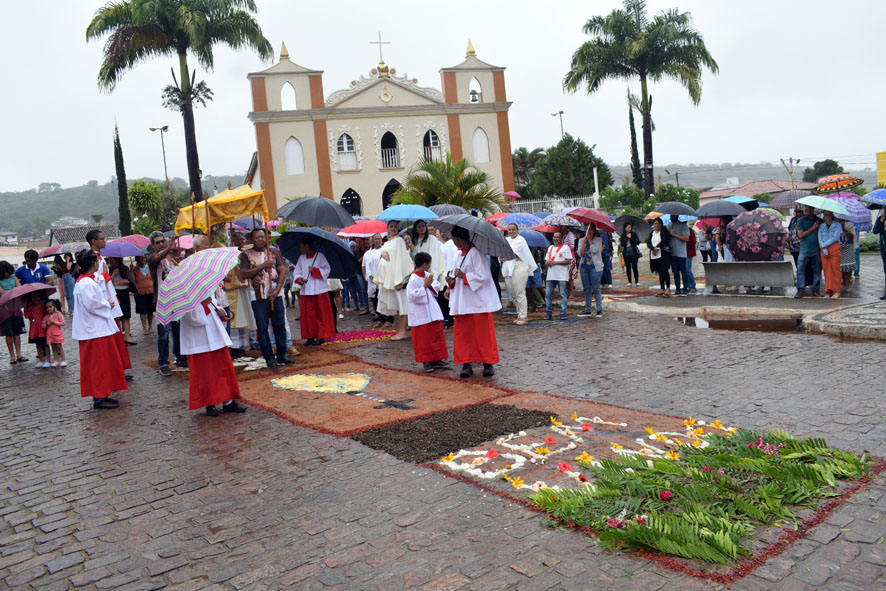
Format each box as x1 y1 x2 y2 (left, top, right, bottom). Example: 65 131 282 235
276 228 360 279
724 195 764 211
500 213 541 230
656 214 697 225
519 229 550 248
100 241 143 258
531 211 553 220
860 188 886 207
377 204 438 222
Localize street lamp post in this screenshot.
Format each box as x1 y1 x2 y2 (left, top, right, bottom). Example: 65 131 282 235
149 125 169 185
551 111 565 139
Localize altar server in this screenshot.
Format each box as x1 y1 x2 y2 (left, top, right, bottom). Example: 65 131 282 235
447 226 501 378
407 252 449 373
292 236 335 345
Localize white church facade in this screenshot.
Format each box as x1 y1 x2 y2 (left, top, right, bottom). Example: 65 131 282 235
247 42 515 217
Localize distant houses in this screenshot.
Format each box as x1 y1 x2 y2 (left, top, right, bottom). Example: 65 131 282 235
0 230 18 245
699 179 817 205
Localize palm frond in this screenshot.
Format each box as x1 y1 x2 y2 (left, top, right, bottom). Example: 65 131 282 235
97 24 175 89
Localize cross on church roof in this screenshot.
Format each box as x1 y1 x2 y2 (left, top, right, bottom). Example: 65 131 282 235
369 32 391 62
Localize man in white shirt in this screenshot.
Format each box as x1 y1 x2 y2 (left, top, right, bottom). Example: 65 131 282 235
363 233 383 322
544 232 573 320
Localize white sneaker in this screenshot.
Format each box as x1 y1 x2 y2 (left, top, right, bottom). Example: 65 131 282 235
51 361 59 367
338 314 344 319
60 361 67 367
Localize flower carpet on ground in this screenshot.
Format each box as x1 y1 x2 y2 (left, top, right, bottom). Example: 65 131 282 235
321 328 396 345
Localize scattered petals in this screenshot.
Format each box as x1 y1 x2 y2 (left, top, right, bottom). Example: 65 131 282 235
535 446 550 455
543 437 557 445
485 448 498 459
531 481 548 492
578 474 589 483
660 490 673 501
610 442 623 450
550 416 562 426
581 422 594 432
441 453 454 463
570 411 578 421
557 462 574 472
510 476 524 488
575 451 594 462
645 427 654 435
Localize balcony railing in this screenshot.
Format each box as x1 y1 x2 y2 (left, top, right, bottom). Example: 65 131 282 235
381 148 400 169
423 146 442 162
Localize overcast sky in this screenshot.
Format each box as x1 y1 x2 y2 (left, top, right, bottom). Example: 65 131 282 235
2 0 884 192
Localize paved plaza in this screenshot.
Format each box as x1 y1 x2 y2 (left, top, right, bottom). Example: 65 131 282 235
1 305 884 590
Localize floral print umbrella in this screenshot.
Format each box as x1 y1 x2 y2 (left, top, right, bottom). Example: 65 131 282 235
725 210 787 262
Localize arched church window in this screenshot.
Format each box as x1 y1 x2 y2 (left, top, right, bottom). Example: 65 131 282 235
340 188 362 216
469 77 483 103
472 128 490 163
284 137 305 175
380 132 400 169
337 134 357 171
422 130 441 162
382 179 401 210
281 82 297 110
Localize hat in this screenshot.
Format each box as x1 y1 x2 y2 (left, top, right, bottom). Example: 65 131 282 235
348 241 357 248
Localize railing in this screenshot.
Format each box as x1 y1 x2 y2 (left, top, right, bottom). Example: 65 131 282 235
511 195 598 213
338 151 357 171
423 146 442 162
381 148 400 169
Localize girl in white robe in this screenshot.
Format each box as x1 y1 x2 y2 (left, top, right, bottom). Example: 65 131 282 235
407 252 449 373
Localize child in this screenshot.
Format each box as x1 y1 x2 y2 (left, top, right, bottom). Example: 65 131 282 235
292 237 335 345
406 252 449 373
24 293 49 368
42 299 66 367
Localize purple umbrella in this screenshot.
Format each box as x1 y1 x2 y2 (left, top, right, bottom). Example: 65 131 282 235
825 192 871 224
100 241 143 258
726 210 787 262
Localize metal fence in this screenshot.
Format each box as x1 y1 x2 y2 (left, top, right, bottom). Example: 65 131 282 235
510 195 597 213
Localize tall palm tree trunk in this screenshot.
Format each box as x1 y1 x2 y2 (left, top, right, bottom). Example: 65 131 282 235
178 52 203 201
640 77 654 198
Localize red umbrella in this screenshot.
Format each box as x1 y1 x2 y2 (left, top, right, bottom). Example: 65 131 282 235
0 283 57 312
562 207 616 232
695 218 720 230
535 224 560 234
39 245 61 259
337 220 387 238
503 191 522 200
486 212 508 226
113 234 151 249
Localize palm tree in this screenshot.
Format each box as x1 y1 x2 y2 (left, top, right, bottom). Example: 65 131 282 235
512 147 546 187
564 0 718 198
393 153 504 213
87 0 272 201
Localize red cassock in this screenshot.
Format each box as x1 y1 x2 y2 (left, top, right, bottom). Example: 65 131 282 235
300 293 336 339
188 348 241 410
453 313 500 365
411 320 448 363
111 330 132 370
79 335 128 398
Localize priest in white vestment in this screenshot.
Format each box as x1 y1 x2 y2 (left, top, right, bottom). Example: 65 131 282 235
502 224 538 325
375 221 412 340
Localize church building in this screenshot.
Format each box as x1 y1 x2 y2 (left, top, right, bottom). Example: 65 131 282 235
247 41 515 217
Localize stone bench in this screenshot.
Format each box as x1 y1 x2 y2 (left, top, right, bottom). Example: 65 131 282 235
702 262 797 297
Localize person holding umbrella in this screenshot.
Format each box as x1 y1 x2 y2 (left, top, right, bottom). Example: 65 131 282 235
818 211 843 298
795 206 822 298
873 207 886 299
291 236 336 345
376 220 412 340
647 218 673 297
0 261 26 364
72 250 127 410
447 226 500 378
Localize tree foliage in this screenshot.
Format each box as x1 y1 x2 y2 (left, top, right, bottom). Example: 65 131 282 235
533 134 613 197
655 183 700 209
114 125 132 235
564 0 718 197
392 153 504 213
512 147 546 199
802 159 844 183
600 184 652 215
128 179 163 219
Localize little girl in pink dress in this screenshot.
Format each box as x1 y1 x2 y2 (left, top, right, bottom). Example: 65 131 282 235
42 299 66 367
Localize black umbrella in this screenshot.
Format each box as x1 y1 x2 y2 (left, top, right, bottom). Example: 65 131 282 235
277 196 355 229
613 215 652 241
695 200 747 218
768 190 811 210
429 214 515 259
276 228 360 279
429 203 468 217
653 201 697 217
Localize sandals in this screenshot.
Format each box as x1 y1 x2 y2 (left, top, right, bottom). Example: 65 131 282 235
17 356 28 362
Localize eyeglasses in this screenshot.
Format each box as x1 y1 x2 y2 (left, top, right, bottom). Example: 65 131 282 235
153 240 166 245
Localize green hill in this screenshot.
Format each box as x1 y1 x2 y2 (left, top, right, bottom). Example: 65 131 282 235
0 175 244 237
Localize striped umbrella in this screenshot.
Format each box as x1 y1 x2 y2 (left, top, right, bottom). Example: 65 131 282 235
812 174 863 195
825 192 871 224
155 247 242 326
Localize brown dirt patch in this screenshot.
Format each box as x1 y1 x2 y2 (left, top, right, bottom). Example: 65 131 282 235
237 360 515 436
352 404 553 463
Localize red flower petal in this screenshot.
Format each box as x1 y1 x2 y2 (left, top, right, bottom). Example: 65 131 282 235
557 462 574 472
581 423 593 431
485 448 498 459
544 437 556 445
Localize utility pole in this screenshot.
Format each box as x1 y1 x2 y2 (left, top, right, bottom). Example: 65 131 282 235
780 157 800 191
551 111 565 139
666 169 680 187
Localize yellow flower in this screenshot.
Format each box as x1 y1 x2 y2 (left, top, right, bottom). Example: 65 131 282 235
570 412 578 421
645 427 654 435
691 440 701 447
653 434 668 441
673 439 684 446
666 451 680 461
535 446 551 455
610 442 623 450
693 427 705 437
711 419 724 430
505 464 512 470
575 451 594 462
441 453 454 463
683 417 696 427
550 416 562 426
511 476 524 488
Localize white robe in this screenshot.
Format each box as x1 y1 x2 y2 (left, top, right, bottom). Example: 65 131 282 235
96 255 123 320
363 248 381 297
179 301 232 355
502 235 538 277
72 276 118 341
406 272 443 327
449 247 502 316
413 235 447 282
292 252 331 296
441 240 459 272
376 236 412 315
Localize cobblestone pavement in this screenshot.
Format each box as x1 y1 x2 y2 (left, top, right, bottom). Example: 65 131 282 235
2 308 884 591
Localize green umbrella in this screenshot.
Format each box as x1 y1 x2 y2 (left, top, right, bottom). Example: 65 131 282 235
795 195 850 216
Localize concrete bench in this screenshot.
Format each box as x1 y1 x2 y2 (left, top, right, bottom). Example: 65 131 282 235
702 262 797 297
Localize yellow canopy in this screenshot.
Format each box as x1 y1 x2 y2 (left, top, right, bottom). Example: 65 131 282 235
174 185 269 235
